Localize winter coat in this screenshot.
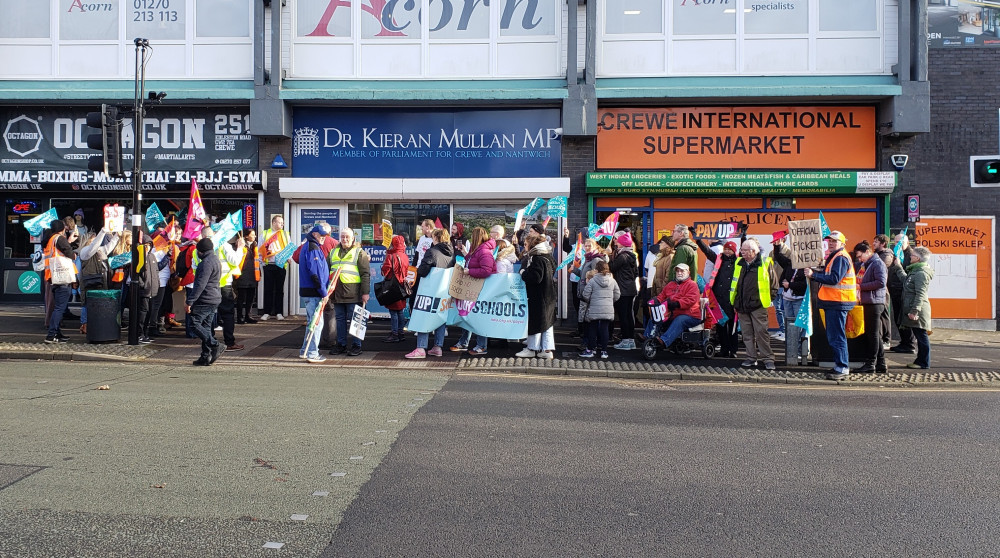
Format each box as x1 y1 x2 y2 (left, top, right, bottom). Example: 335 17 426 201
610 247 639 297
901 262 933 330
574 251 607 298
187 247 221 307
857 255 888 305
414 241 456 295
495 243 517 274
770 247 807 299
709 253 737 318
330 243 371 304
651 249 676 296
886 248 908 295
134 245 159 299
381 235 410 312
234 242 258 289
732 254 779 313
670 238 699 279
653 278 702 321
298 237 330 298
581 273 620 322
519 243 557 335
465 239 497 278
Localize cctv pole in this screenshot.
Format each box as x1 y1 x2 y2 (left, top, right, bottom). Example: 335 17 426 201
128 38 149 346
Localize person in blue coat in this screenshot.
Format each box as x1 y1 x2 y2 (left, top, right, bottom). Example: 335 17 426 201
298 224 332 363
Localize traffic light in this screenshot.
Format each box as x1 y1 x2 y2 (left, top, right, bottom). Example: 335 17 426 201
971 156 1000 186
86 104 124 177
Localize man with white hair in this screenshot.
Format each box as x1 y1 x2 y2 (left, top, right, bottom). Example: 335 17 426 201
888 233 915 353
730 238 779 371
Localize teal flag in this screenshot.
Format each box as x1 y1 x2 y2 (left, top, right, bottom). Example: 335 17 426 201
556 243 577 270
894 226 908 263
546 196 568 218
145 203 165 232
24 207 59 237
587 223 600 239
818 211 831 238
108 252 132 269
523 197 546 217
794 283 813 337
272 242 296 268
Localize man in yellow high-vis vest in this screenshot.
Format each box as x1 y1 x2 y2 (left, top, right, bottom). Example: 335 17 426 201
730 238 779 371
260 215 289 321
328 227 371 357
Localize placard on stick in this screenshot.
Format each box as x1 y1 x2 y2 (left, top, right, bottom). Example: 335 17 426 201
787 219 824 268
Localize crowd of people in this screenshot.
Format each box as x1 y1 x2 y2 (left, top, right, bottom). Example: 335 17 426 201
34 209 936 377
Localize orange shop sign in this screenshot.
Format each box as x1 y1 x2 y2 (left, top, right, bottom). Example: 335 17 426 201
597 107 876 170
913 216 995 321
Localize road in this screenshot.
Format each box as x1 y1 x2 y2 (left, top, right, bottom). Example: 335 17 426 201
2 362 999 557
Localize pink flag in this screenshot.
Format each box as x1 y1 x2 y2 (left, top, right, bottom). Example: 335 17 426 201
183 178 207 240
595 211 620 239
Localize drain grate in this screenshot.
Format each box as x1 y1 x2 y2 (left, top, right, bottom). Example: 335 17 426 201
0 463 46 492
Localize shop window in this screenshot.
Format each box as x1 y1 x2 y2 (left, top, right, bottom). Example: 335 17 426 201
5 199 44 259
126 0 186 40
745 0 808 35
672 0 736 36
197 0 249 37
298 0 351 37
500 0 557 36
819 0 876 32
430 0 490 39
346 203 449 252
453 204 527 243
61 2 118 40
0 0 49 38
605 0 663 35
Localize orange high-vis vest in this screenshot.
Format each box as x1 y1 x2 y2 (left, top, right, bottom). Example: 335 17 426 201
43 234 59 281
234 246 260 280
817 250 857 303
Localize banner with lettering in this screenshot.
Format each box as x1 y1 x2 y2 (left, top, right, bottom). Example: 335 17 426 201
408 268 528 339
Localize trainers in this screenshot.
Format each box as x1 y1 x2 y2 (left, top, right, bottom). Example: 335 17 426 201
138 336 153 344
259 314 270 321
307 355 327 364
515 348 536 358
613 339 635 351
346 346 363 357
579 349 595 358
44 336 57 344
405 348 426 359
539 351 554 360
276 314 285 321
427 346 442 357
329 344 347 355
245 317 258 324
56 335 71 343
740 359 757 368
468 347 488 356
449 344 468 352
214 326 222 331
773 332 785 341
298 353 307 359
599 350 609 359
192 358 210 366
764 361 776 371
210 344 226 364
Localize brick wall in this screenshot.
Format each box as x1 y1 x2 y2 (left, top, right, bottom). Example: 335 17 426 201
562 136 596 233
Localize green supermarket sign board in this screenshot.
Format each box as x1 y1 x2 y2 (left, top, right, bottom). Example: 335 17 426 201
586 171 897 196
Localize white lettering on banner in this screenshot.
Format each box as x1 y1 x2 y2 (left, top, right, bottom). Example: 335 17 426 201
522 128 560 149
364 128 432 149
119 118 206 150
438 130 514 150
323 128 355 149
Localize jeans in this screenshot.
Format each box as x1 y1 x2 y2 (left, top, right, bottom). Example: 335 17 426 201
188 303 219 360
417 324 446 349
587 319 610 350
526 327 555 351
782 297 808 364
912 327 930 368
300 296 324 359
774 297 785 334
388 308 405 334
48 284 71 338
147 288 166 335
334 302 361 349
457 328 488 350
659 314 701 347
823 306 851 373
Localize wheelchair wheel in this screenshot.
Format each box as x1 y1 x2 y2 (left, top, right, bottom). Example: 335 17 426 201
641 338 659 361
702 343 717 359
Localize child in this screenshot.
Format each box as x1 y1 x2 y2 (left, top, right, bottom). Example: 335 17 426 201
580 260 620 359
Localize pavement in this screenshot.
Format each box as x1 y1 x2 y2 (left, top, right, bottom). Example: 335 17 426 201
4 305 1000 387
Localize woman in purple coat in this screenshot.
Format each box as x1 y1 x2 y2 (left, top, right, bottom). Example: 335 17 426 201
451 227 496 355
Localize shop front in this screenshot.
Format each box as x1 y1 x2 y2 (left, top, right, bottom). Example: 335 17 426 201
0 107 261 302
280 107 569 316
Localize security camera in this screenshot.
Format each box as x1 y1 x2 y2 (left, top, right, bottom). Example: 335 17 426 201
890 154 909 171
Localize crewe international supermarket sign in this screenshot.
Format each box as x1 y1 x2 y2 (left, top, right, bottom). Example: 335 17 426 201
597 107 876 170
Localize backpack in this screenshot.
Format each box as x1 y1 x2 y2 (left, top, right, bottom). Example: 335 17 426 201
79 252 109 290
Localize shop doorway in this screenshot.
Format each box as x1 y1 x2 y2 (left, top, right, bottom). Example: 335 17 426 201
594 209 649 254
288 204 345 315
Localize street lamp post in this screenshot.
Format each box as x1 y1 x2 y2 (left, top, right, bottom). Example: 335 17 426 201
127 38 149 346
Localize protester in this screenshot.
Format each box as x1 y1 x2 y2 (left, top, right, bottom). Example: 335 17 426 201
73 208 89 237
235 228 260 324
872 234 895 348
731 238 779 370
218 232 246 352
696 239 739 358
901 246 934 369
452 227 495 355
854 241 888 373
573 238 608 346
406 228 455 359
133 237 159 344
517 234 558 359
609 231 639 350
292 225 340 348
381 234 410 343
650 237 676 299
43 219 77 343
888 233 915 354
298 224 332 364
770 241 808 365
490 225 505 243
579 260 619 358
415 219 435 267
328 228 371 357
186 238 223 365
260 215 290 321
804 230 857 380
494 238 517 273
147 234 171 338
650 263 702 350
451 222 467 256
769 231 790 342
641 237 661 328
77 227 117 335
671 224 698 280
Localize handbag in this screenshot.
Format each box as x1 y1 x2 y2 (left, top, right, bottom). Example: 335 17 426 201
374 257 412 306
49 255 77 285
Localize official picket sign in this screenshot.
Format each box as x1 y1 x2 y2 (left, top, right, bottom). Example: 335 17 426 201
408 268 529 340
787 219 824 268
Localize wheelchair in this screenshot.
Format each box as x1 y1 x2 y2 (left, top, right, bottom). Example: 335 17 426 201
641 297 717 361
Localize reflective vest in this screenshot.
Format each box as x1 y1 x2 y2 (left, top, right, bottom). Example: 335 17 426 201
236 246 261 281
729 256 773 309
43 234 59 282
817 250 857 303
219 244 245 287
329 245 361 284
261 228 289 265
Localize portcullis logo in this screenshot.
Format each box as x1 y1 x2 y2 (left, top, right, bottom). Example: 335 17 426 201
3 115 43 157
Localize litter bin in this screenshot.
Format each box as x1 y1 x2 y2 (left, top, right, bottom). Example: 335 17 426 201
85 289 120 343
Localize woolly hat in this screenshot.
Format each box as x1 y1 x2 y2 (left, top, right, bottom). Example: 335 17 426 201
724 241 738 253
614 231 633 248
196 238 214 252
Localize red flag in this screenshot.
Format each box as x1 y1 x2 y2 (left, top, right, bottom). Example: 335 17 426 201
183 179 207 240
595 211 620 239
434 217 444 229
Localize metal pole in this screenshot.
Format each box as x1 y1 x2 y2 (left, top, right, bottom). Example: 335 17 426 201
128 38 148 345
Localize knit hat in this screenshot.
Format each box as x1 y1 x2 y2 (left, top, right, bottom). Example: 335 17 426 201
196 238 214 252
614 231 633 248
724 241 738 253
